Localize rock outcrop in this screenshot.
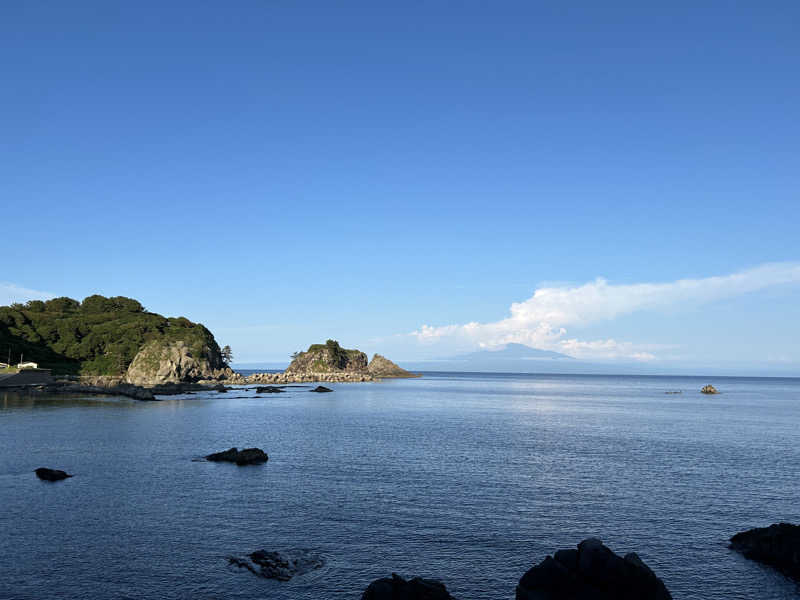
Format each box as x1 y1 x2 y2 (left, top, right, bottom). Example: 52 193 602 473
227 549 324 580
700 384 719 394
361 573 455 600
516 538 672 600
730 523 800 581
126 339 232 385
205 447 268 465
286 340 368 374
367 354 418 378
310 385 333 393
35 467 72 481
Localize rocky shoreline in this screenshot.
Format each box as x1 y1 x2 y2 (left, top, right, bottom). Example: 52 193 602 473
219 371 376 384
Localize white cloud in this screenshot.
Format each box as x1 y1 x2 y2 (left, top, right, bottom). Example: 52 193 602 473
411 262 800 361
0 282 55 306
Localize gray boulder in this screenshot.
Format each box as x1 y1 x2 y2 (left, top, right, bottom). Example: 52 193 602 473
205 447 268 465
730 523 800 581
35 467 72 481
516 538 671 600
361 573 454 599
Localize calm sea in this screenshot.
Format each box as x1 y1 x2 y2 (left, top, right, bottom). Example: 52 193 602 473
1 372 799 599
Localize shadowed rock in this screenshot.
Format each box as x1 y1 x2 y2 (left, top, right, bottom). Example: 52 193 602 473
35 468 72 481
516 538 672 600
730 523 800 581
205 447 268 465
361 573 454 599
227 549 324 580
310 385 333 393
255 386 285 393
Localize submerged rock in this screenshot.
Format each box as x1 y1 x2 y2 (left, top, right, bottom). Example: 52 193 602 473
730 523 800 581
361 573 454 600
205 447 268 465
35 467 72 481
255 386 285 393
310 385 333 393
700 384 719 394
516 538 672 600
227 549 324 581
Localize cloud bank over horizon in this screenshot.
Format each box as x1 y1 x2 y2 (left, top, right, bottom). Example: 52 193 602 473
411 262 800 361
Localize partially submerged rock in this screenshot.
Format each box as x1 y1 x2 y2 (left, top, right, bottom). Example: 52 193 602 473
227 549 324 581
701 384 719 394
730 523 800 581
516 538 672 600
255 386 285 393
35 467 72 481
205 447 268 465
310 385 333 393
361 573 454 600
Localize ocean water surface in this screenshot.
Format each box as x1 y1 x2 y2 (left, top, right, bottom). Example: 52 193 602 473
1 372 799 599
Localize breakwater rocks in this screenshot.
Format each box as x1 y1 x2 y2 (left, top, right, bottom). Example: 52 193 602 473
222 371 375 385
730 523 800 581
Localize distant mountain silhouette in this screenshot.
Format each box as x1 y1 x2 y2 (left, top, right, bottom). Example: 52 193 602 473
449 343 573 361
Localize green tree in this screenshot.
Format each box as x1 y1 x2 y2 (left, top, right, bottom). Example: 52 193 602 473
221 345 233 364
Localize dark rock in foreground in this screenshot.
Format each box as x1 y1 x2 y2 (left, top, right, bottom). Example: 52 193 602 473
730 523 800 581
361 573 454 600
255 386 285 393
701 384 719 394
516 538 672 600
227 549 324 580
310 385 333 393
35 467 72 481
205 447 268 465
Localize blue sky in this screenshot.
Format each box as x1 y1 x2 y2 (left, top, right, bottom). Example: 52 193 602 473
2 2 799 372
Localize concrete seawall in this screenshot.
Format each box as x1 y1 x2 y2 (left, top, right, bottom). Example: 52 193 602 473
0 370 55 387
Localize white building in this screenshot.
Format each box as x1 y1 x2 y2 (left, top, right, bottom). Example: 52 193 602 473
18 361 39 369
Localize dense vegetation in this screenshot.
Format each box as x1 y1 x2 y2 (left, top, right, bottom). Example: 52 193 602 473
295 339 367 373
0 295 222 376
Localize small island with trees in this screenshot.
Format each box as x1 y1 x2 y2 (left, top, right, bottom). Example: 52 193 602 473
0 295 418 392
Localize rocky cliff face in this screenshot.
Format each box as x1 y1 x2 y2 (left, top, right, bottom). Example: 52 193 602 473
367 354 417 378
285 340 368 373
125 339 231 385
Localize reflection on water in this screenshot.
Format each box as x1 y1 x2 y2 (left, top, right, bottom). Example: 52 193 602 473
1 373 799 600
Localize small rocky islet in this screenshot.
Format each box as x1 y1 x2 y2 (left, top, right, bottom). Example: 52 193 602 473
34 467 73 481
205 447 268 466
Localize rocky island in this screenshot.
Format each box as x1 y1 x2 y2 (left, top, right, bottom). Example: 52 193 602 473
0 297 417 394
226 340 419 385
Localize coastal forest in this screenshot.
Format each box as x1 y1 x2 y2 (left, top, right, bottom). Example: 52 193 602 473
0 295 221 375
